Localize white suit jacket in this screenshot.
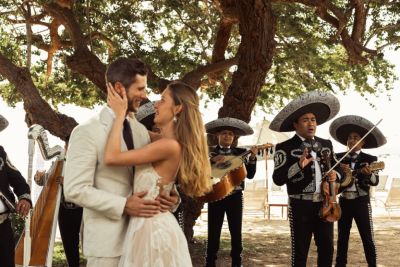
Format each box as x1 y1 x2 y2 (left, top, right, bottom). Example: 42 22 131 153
64 106 150 257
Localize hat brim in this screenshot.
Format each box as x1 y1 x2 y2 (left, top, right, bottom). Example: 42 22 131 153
0 114 9 132
205 117 253 136
329 115 386 149
269 91 340 132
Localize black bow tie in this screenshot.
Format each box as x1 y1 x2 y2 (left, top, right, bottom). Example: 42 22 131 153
348 152 358 163
300 139 321 153
219 147 232 155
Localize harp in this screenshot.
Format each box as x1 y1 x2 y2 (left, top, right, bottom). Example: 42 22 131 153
15 124 65 267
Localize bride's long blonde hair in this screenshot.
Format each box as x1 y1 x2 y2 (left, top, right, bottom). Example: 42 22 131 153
168 81 212 197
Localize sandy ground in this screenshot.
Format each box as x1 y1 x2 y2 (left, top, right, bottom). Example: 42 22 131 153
190 211 400 267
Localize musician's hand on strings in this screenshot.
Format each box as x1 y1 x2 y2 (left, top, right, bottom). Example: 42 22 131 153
34 170 46 186
299 148 314 169
249 146 258 160
360 164 372 175
16 199 31 218
327 170 337 182
124 191 160 217
156 188 179 212
55 175 64 185
340 163 352 173
211 155 225 164
107 82 127 119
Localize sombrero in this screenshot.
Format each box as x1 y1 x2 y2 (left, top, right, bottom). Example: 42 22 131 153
136 100 156 131
329 115 386 149
0 114 9 132
205 117 253 136
269 90 340 132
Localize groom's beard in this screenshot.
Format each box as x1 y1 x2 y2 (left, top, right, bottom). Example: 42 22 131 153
127 99 137 113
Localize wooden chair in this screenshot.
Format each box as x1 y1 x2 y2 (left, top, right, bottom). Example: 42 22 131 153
266 182 288 220
384 178 400 218
370 175 389 206
243 180 268 218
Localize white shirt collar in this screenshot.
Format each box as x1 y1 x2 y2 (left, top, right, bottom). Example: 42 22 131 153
105 106 136 121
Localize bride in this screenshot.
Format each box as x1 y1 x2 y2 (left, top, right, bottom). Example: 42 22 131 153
104 81 212 266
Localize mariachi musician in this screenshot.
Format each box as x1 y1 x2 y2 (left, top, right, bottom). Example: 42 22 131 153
329 115 386 267
269 90 342 267
204 117 258 267
0 114 32 267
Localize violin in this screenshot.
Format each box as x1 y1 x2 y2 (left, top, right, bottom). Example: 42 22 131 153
319 151 341 222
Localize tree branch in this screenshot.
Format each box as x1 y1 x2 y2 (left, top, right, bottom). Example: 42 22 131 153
0 52 77 139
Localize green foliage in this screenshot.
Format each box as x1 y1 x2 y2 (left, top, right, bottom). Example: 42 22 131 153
0 0 398 110
52 242 86 267
11 213 25 243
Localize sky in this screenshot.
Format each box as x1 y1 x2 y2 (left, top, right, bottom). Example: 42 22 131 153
1 50 399 187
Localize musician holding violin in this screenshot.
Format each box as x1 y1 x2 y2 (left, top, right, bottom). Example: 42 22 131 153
329 115 387 267
0 114 32 267
270 91 342 267
204 117 258 267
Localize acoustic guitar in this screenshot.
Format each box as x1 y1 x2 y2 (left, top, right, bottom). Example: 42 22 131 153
340 161 385 190
199 143 273 203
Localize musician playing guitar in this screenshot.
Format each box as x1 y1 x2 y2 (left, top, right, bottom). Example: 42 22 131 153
204 117 257 267
329 115 387 267
0 114 32 267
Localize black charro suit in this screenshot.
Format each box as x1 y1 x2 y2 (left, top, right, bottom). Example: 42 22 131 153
0 146 31 267
335 151 378 267
273 135 341 267
205 145 256 267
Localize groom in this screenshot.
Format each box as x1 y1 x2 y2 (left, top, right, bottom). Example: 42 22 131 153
64 57 178 267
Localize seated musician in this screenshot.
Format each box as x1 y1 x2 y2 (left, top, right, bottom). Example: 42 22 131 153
329 115 386 267
269 90 342 267
204 117 258 267
34 136 83 267
0 114 32 267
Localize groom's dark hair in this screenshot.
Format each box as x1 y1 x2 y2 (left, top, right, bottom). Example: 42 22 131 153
105 57 148 89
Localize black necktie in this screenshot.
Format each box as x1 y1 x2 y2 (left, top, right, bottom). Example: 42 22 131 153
123 119 135 177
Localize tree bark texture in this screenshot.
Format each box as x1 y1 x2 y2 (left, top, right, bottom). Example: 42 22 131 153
218 0 276 123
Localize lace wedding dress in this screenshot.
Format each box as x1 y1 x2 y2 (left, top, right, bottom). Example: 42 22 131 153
118 164 192 267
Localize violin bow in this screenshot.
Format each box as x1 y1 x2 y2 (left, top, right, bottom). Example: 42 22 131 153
323 118 383 177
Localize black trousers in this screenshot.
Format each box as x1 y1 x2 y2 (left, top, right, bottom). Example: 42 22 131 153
336 196 376 267
58 204 83 267
0 218 15 267
206 191 243 266
289 198 334 267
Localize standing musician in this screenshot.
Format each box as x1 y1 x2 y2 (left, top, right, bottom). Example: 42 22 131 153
204 117 258 267
269 91 342 267
329 115 386 267
0 114 32 267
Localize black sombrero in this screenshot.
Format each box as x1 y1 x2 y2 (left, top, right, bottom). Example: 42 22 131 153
329 115 386 149
205 117 253 136
136 100 156 131
269 90 340 132
0 114 9 132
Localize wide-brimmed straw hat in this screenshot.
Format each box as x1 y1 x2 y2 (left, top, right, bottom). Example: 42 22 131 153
136 100 156 131
205 117 253 136
329 115 386 149
269 90 340 132
0 114 9 132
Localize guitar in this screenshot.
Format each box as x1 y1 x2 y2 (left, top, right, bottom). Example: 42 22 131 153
340 161 385 190
198 143 273 203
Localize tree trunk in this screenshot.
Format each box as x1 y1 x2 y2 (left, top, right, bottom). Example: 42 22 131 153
183 0 277 242
219 0 276 123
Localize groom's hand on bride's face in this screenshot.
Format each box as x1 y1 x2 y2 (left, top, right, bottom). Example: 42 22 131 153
124 191 160 217
156 191 179 212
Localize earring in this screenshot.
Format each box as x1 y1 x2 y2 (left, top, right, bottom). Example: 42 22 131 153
173 116 178 122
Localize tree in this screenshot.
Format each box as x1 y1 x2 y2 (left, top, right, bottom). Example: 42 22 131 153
1 0 399 240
